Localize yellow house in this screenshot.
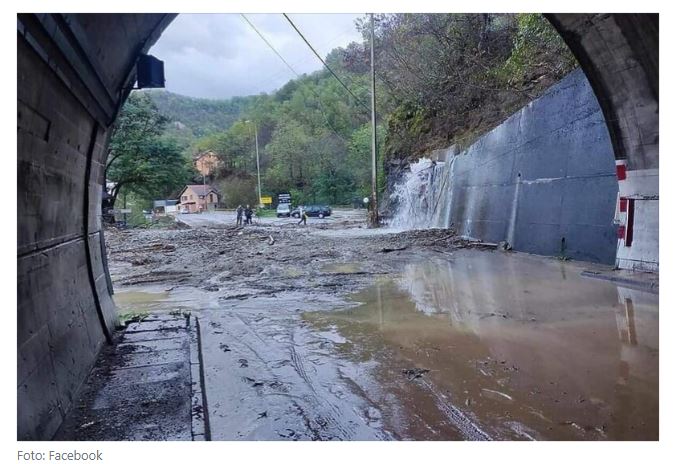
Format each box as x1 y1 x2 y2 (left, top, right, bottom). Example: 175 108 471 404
194 150 220 177
178 184 218 213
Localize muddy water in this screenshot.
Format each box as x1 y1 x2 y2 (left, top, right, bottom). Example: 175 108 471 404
113 288 169 314
303 251 658 440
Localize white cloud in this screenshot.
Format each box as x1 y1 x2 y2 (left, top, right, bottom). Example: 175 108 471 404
149 13 365 99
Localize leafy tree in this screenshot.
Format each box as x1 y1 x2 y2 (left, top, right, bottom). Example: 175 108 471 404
215 175 258 208
106 92 193 209
194 120 258 175
146 89 261 137
264 120 312 189
361 14 576 156
493 13 577 85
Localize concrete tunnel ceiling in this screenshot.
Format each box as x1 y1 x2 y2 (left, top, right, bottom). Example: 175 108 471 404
16 13 659 440
545 13 659 170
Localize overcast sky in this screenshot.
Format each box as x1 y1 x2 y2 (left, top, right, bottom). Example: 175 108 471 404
149 13 366 100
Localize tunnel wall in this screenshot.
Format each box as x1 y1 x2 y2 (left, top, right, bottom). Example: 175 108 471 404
546 14 658 271
17 13 173 440
437 69 619 263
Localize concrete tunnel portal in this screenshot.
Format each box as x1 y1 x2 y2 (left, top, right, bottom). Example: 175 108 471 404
16 13 659 440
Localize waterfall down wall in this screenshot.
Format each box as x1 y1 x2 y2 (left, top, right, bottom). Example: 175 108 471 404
389 69 619 264
388 158 454 229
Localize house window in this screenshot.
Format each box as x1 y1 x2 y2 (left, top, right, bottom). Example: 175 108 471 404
182 196 187 202
190 195 193 200
209 194 214 203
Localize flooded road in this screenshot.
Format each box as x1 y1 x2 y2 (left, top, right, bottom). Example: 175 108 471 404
303 251 658 440
104 217 658 440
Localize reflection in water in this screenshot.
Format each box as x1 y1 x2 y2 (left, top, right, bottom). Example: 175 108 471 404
305 250 658 440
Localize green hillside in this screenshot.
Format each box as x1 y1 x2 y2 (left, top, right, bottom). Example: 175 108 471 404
145 89 261 139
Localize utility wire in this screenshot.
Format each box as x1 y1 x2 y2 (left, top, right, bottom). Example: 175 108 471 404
246 23 362 93
245 13 459 185
241 14 301 81
243 14 401 153
282 13 399 144
240 14 352 142
282 13 371 115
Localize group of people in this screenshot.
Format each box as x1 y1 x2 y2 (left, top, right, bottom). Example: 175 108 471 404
235 204 254 226
235 204 309 226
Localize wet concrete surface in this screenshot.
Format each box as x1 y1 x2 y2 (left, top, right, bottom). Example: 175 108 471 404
55 314 203 441
99 211 658 440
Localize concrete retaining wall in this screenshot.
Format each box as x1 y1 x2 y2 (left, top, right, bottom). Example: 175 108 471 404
440 69 619 264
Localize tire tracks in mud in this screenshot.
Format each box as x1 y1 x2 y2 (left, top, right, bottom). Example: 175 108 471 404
419 378 492 441
208 310 381 440
289 344 314 393
288 332 361 441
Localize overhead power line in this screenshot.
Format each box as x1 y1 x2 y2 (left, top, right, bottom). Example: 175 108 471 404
240 14 300 79
282 13 371 115
244 23 362 94
239 14 352 141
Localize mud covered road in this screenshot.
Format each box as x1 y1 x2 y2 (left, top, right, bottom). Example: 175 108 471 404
106 209 658 440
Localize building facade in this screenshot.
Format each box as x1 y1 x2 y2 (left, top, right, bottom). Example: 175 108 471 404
178 185 219 213
194 151 220 177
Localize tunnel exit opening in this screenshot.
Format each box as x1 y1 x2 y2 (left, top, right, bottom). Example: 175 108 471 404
17 12 658 441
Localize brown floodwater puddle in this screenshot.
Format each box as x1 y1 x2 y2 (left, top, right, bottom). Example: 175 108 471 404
303 250 658 440
113 288 170 314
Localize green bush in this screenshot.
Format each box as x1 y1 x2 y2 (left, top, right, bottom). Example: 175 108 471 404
493 13 576 86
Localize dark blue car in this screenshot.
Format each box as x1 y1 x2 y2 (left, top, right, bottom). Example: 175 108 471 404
291 205 332 219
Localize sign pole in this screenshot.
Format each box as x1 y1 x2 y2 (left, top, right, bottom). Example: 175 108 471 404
255 124 262 208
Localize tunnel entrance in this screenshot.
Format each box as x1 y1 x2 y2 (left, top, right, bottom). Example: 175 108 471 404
17 13 658 440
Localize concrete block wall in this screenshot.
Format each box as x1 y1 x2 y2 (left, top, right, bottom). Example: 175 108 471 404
17 13 172 440
443 69 619 264
17 31 113 439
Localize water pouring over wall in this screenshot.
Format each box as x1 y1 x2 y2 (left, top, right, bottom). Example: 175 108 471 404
388 158 455 230
387 70 619 264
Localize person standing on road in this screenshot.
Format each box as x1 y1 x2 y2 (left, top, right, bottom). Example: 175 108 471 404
245 205 253 225
298 205 307 226
236 205 244 226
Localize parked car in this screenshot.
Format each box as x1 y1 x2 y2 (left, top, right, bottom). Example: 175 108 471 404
291 205 332 219
276 203 292 217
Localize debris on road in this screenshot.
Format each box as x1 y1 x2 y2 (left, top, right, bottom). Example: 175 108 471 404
402 368 430 380
100 208 658 441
